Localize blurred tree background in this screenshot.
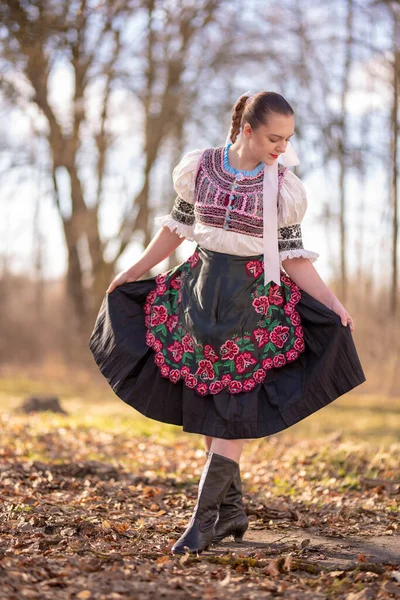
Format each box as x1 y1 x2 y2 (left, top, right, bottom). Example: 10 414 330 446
0 0 399 395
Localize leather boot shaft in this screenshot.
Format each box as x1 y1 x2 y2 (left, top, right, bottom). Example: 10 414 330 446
171 452 238 554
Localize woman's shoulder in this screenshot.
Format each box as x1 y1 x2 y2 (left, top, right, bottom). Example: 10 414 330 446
278 168 308 226
173 148 204 176
172 148 205 203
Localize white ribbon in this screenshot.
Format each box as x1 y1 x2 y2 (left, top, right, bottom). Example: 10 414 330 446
225 90 300 286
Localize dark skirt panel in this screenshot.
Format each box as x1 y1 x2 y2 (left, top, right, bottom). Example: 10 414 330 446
88 247 366 439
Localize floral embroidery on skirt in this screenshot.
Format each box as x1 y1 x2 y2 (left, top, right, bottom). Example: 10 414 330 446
143 247 305 396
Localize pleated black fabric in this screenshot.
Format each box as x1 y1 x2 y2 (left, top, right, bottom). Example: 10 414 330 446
89 248 366 439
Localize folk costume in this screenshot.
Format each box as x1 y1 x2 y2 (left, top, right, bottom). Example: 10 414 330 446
89 92 366 554
89 137 366 440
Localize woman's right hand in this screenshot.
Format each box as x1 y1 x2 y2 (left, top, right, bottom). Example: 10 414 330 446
106 269 137 294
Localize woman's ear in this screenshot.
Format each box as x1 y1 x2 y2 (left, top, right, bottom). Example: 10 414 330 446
242 122 252 138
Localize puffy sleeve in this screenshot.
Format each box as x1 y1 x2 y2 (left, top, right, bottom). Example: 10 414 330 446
155 149 203 240
277 169 320 265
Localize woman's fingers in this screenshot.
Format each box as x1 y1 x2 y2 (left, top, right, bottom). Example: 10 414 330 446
346 312 355 332
106 272 126 294
106 270 138 294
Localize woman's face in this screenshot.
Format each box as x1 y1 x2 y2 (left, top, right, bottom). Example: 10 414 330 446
242 113 295 165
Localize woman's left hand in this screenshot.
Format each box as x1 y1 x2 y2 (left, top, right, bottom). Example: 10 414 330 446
329 297 355 332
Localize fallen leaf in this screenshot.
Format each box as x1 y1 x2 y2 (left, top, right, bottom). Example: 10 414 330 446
266 558 280 577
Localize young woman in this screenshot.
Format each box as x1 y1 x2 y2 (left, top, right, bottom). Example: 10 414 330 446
89 91 366 555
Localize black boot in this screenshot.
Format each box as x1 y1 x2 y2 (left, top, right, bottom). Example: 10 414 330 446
171 452 238 554
206 450 249 543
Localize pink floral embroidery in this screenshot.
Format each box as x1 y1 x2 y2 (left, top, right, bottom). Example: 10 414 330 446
253 369 266 383
156 283 167 295
253 328 269 348
169 369 181 383
160 364 170 377
209 380 223 394
182 334 195 353
280 274 292 286
289 291 302 305
235 351 258 374
228 380 243 394
197 383 209 396
188 251 200 268
166 315 178 333
170 276 182 290
220 340 239 360
252 295 270 315
146 251 306 396
290 312 301 326
146 331 156 347
270 325 290 349
167 341 183 362
150 305 168 326
221 374 232 387
273 353 286 368
204 344 219 364
269 287 284 306
153 340 162 352
195 359 215 380
155 274 167 285
155 352 165 367
243 378 256 391
284 303 295 315
185 374 197 388
262 357 274 370
246 259 263 278
286 349 299 361
294 337 305 352
146 291 157 305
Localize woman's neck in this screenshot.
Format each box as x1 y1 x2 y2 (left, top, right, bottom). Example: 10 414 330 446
228 141 261 172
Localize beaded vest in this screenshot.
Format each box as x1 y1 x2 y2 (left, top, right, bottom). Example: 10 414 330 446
193 146 287 237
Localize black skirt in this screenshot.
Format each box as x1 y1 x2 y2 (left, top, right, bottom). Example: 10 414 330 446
88 246 366 439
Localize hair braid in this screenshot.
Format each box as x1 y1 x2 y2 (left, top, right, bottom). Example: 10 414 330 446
228 95 250 144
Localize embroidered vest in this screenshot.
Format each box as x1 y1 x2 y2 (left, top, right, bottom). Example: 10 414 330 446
193 147 287 236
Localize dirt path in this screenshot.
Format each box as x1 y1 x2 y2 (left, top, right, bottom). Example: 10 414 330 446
214 529 400 567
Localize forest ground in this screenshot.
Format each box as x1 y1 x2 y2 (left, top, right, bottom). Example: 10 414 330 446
0 372 399 600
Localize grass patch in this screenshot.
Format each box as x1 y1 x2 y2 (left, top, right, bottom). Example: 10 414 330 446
1 374 400 446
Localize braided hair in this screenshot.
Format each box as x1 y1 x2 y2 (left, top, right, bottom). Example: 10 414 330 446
228 92 294 144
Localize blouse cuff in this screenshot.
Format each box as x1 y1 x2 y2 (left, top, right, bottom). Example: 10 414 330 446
278 223 319 264
155 215 195 241
155 195 196 240
279 248 320 265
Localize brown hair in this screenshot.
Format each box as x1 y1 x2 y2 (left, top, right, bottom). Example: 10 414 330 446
228 92 294 144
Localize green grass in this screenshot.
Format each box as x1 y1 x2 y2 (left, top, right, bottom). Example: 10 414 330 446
1 375 400 446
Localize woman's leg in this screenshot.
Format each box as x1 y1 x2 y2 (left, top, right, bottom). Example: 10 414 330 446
210 437 244 463
203 435 213 452
204 435 245 462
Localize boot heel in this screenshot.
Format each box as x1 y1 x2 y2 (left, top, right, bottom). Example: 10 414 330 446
234 525 248 543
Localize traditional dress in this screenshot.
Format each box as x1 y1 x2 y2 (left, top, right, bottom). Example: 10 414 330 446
89 144 366 439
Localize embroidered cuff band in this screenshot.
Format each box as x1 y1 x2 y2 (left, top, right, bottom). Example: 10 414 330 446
278 224 304 252
170 196 195 226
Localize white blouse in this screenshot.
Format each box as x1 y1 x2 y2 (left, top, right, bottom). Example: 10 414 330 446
156 148 319 266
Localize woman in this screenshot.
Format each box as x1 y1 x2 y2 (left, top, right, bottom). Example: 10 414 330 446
89 91 366 555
